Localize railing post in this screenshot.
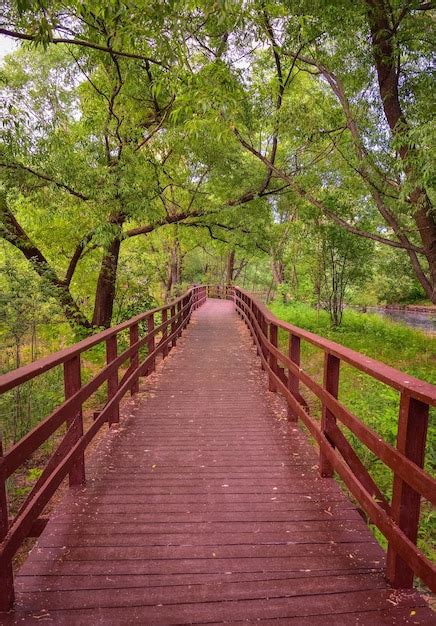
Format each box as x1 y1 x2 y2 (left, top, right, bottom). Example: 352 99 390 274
386 393 429 589
171 305 177 347
320 352 340 477
130 323 139 395
179 300 184 336
0 437 14 611
63 355 86 484
162 308 169 358
287 334 301 422
268 323 278 392
106 336 119 425
147 314 155 373
261 314 268 369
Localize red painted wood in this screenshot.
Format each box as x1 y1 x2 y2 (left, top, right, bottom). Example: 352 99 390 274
233 288 436 590
327 423 390 514
0 438 14 611
129 323 139 395
287 333 300 422
386 394 429 588
147 314 155 373
2 300 432 624
268 323 278 392
161 308 169 358
63 356 85 484
170 304 177 347
262 332 435 503
234 288 436 406
0 293 192 395
105 336 119 425
320 353 340 477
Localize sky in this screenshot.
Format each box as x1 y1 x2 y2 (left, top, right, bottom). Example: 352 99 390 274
0 35 17 63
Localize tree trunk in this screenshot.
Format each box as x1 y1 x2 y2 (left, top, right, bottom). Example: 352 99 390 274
271 258 285 285
366 0 436 302
92 238 121 328
0 197 92 329
226 249 235 284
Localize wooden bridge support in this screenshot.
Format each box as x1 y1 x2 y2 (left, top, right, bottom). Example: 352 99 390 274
0 438 14 612
387 394 429 588
320 353 340 478
63 356 86 485
129 323 139 395
287 334 300 422
105 336 120 425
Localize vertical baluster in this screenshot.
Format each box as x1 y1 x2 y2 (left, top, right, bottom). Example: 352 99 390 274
320 352 340 477
261 314 268 367
171 305 177 347
162 308 169 358
178 299 183 336
386 394 429 588
175 301 181 338
130 323 139 395
268 323 278 392
0 437 14 611
184 295 188 327
287 334 301 422
106 336 119 425
64 355 86 482
147 314 155 373
255 306 263 366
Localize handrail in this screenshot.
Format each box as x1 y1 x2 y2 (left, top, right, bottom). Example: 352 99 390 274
0 285 207 610
0 291 195 395
242 290 436 405
233 286 436 593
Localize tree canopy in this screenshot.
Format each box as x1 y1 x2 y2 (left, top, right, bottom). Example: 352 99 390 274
0 0 434 335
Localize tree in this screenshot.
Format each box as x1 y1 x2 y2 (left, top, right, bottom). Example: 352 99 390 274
319 223 373 326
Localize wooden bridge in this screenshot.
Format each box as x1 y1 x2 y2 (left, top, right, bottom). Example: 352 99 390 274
0 287 435 624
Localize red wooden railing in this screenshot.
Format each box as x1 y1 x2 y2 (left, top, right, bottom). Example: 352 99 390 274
0 286 207 610
1 284 434 610
233 287 436 593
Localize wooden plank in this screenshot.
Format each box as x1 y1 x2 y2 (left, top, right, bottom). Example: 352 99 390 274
16 573 387 611
5 589 429 625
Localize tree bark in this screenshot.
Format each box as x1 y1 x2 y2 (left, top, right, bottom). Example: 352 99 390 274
366 0 436 302
92 238 121 328
0 197 92 329
226 249 235 284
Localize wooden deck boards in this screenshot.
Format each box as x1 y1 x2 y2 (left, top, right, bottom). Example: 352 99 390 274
3 299 433 624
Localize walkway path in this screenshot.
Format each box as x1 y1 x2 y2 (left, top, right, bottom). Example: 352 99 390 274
5 300 432 624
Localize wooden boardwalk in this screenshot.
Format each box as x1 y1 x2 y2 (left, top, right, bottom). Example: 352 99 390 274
4 300 433 624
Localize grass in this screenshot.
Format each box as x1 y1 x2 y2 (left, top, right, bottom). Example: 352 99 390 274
269 301 435 562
